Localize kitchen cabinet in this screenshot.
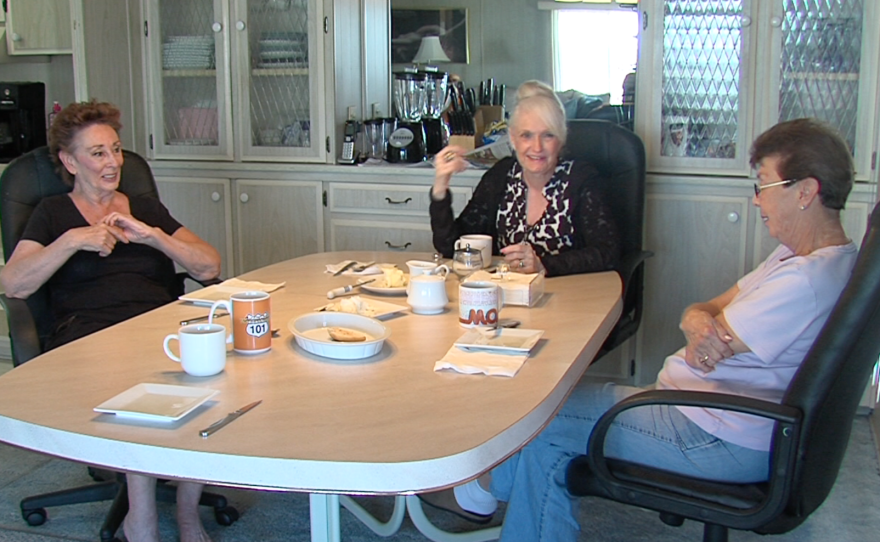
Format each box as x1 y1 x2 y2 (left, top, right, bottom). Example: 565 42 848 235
635 0 880 181
155 177 235 279
326 183 472 253
5 0 72 55
234 179 324 274
143 0 327 162
635 178 876 386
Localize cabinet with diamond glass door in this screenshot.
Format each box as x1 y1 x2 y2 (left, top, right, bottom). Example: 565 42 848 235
144 0 327 162
635 0 880 180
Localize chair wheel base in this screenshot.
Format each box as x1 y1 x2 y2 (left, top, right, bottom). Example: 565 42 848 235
22 507 47 526
215 505 240 526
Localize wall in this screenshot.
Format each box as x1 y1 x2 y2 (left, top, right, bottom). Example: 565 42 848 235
390 0 552 95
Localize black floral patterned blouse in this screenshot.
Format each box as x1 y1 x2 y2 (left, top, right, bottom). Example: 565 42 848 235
429 157 620 277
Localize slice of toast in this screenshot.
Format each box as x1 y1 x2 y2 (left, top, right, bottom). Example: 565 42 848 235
327 327 367 342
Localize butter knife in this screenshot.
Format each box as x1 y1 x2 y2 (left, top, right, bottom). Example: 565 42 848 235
333 261 358 276
199 400 262 438
326 278 376 299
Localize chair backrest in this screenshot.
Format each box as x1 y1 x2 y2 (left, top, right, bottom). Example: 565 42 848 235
563 120 648 351
764 201 880 533
0 146 160 348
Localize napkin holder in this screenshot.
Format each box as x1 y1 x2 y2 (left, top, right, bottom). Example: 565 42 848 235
465 271 544 307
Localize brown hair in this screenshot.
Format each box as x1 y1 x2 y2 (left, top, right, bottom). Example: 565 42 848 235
48 100 123 186
749 118 853 210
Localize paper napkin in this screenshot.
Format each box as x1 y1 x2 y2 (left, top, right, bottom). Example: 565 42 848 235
325 261 383 276
433 345 529 377
219 278 286 293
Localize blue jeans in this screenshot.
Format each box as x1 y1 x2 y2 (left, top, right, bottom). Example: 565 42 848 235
490 382 770 542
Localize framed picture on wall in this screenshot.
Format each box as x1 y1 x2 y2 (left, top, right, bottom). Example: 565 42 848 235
391 8 469 64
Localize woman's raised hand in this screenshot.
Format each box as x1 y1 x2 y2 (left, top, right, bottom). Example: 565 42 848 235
102 212 156 245
432 145 469 199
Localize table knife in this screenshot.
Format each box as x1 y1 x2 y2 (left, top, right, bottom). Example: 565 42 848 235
333 261 358 276
199 400 262 438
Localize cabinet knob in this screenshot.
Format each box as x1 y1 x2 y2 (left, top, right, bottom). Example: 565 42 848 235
240 193 249 203
211 191 221 202
770 16 782 28
236 20 246 31
740 15 752 27
385 241 412 251
212 22 222 33
11 33 22 42
727 211 740 223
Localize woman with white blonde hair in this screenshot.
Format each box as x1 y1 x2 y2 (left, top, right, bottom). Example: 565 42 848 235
429 80 619 276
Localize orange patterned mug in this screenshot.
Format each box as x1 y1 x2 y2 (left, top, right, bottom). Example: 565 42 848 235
208 291 272 354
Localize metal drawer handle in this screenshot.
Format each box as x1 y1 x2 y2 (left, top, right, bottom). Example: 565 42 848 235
385 197 412 205
385 241 412 251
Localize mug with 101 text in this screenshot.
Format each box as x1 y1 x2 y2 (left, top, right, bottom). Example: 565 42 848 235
208 291 272 354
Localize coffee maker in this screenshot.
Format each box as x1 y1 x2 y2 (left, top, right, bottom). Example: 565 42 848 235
387 70 427 163
421 70 450 158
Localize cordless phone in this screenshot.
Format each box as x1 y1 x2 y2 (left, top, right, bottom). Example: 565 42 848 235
338 120 358 164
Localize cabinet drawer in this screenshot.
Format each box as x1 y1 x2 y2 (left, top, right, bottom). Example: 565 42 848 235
330 219 433 252
329 183 471 216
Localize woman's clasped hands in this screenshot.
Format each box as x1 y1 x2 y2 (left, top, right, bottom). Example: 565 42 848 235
69 212 160 258
679 308 735 373
500 241 544 274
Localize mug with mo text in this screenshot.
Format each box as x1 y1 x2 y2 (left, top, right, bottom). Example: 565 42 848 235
459 281 501 328
208 291 272 354
163 323 227 376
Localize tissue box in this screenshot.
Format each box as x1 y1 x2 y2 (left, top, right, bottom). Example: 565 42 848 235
465 271 545 307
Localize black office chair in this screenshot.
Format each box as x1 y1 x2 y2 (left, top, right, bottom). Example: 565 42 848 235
0 146 238 542
564 120 652 360
566 201 880 542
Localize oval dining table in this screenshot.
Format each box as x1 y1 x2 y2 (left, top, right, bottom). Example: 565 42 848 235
0 251 622 542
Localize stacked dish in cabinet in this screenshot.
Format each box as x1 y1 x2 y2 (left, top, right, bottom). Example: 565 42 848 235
256 32 307 67
163 36 215 70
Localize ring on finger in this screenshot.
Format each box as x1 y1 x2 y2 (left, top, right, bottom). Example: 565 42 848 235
519 260 525 268
701 355 710 362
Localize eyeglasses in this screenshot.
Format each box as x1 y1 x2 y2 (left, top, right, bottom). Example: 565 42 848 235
753 179 797 197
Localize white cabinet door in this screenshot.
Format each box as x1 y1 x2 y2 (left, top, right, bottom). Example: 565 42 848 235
6 0 72 54
637 190 751 384
233 179 323 274
155 177 234 279
144 0 326 162
637 0 880 180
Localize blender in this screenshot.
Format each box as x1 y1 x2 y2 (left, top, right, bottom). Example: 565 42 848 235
387 70 427 163
421 69 450 158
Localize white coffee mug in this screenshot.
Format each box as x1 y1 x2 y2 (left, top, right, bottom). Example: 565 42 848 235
163 323 227 376
406 260 450 278
455 234 493 269
459 281 501 328
407 274 449 315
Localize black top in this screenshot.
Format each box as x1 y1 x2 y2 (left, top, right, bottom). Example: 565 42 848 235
429 157 620 277
21 194 183 350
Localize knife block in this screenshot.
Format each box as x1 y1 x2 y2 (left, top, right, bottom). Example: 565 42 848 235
449 135 475 153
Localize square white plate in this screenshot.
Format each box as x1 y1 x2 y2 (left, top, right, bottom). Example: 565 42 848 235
454 328 544 353
94 383 219 422
178 284 251 306
315 296 408 319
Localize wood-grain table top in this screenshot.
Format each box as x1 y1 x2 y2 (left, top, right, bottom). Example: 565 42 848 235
0 252 621 494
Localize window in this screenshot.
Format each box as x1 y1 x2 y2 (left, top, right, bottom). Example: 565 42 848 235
552 8 639 104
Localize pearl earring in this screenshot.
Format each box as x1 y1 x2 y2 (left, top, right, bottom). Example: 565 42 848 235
800 205 807 211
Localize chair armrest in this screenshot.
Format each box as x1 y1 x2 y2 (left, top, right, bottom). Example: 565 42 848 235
616 249 653 291
576 389 802 525
0 293 42 366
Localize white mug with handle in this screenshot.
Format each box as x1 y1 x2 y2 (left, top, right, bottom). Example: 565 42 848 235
163 323 227 376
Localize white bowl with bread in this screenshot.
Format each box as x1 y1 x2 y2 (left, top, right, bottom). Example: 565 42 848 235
289 312 391 360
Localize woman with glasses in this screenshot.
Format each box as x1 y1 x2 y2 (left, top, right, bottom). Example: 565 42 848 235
431 118 858 541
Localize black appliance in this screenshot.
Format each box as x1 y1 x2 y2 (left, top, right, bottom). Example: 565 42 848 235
0 82 47 164
421 70 450 157
387 70 427 163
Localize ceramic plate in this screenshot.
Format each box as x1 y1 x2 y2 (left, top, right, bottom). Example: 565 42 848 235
454 328 544 353
315 296 407 319
178 284 251 306
94 383 218 422
360 276 409 296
